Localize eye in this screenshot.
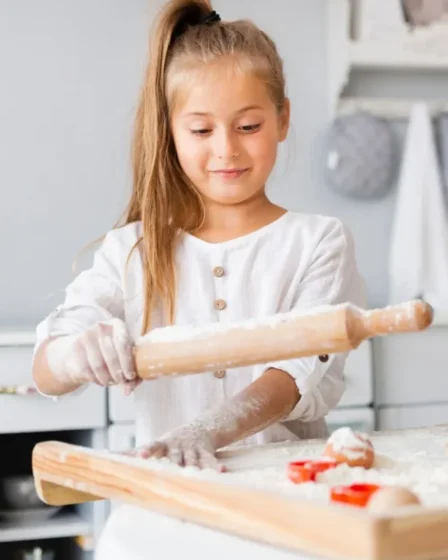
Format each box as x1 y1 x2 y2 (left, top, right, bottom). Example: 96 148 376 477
239 123 261 133
190 128 212 136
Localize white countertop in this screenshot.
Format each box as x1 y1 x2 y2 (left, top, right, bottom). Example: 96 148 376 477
0 329 36 346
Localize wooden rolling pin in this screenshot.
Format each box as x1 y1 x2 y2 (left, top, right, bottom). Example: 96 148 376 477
134 300 433 379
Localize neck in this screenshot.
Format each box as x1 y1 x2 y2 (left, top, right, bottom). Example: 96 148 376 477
194 193 286 243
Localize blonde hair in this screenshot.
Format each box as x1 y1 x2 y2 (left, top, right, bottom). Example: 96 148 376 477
121 0 286 333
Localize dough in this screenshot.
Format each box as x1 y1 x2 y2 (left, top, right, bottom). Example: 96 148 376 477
367 486 421 513
322 427 374 468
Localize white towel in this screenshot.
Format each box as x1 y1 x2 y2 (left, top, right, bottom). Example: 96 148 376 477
388 102 448 323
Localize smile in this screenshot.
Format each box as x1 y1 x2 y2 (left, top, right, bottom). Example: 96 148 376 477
211 168 249 179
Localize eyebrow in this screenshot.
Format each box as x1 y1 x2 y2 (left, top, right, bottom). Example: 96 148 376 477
184 105 264 117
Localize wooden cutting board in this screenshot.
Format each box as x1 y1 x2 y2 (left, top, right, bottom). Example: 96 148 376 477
32 425 448 560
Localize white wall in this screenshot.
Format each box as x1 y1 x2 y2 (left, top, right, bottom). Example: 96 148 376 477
2 0 413 327
0 0 159 325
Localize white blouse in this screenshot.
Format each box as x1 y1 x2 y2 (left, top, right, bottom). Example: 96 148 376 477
34 211 365 448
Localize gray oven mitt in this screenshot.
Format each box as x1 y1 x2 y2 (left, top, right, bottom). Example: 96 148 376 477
324 111 398 199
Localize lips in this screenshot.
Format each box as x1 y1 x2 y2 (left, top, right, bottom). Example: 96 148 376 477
211 168 248 179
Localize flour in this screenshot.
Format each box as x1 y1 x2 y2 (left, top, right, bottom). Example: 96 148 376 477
363 299 428 331
47 335 84 381
68 425 448 509
136 303 349 346
195 395 267 436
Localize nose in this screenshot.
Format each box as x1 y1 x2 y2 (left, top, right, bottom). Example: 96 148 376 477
214 128 239 160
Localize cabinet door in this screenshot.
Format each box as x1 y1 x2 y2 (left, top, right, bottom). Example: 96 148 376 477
0 346 106 433
338 341 373 407
107 423 136 453
108 385 135 423
377 405 448 431
326 407 375 434
374 327 448 406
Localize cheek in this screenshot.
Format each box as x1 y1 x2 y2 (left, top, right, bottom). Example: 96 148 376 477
174 132 207 176
247 133 278 171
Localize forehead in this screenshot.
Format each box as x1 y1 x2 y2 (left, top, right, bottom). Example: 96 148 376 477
171 61 274 118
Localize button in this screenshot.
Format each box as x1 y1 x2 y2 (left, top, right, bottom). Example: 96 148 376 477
214 299 227 310
214 370 226 379
213 266 224 277
318 354 329 363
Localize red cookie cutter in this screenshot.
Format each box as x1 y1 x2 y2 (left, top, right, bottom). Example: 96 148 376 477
330 483 381 507
287 459 337 484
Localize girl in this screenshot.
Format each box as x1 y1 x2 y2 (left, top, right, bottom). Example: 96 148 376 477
32 0 365 473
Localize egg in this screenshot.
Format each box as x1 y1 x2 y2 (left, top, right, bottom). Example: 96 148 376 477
367 486 421 513
322 426 374 469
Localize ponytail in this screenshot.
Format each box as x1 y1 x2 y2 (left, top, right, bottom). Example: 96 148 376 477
125 1 213 333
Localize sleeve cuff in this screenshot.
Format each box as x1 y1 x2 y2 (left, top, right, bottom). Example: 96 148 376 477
261 355 337 422
32 314 90 401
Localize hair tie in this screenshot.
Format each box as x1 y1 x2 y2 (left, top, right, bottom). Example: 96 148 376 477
201 10 221 24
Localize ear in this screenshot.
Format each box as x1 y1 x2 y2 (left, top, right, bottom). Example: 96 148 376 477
278 98 290 142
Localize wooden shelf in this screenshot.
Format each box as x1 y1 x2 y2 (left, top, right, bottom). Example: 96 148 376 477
350 39 448 70
0 330 36 347
0 511 91 543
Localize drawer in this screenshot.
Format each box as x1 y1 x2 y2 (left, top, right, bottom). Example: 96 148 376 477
377 405 448 431
373 327 448 405
0 346 106 433
338 340 373 407
108 385 135 423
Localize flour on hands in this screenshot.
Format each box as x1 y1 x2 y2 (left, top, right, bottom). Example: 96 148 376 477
127 423 223 471
46 318 140 393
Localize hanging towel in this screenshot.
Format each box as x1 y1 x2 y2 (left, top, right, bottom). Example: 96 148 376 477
388 102 448 323
435 112 448 202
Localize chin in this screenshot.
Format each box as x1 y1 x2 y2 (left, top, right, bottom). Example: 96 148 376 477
209 194 255 206
203 186 265 206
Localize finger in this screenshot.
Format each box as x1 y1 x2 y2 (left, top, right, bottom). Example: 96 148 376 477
167 447 184 466
135 442 168 459
82 333 111 386
111 320 137 381
197 449 222 472
97 326 126 385
116 341 136 381
183 447 200 468
122 378 142 396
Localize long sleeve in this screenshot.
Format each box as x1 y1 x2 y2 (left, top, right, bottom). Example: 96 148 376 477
262 218 366 423
34 230 125 355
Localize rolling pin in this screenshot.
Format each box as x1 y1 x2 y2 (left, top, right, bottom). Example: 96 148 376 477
134 299 433 379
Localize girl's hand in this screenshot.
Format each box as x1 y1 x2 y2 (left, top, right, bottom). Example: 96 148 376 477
46 318 141 393
127 424 224 472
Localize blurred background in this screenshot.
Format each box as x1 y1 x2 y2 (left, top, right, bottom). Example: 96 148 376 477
1 1 448 558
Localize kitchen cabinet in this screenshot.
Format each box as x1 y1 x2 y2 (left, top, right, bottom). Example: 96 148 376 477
377 404 448 430
337 340 373 408
373 327 448 406
0 333 106 434
0 429 107 558
0 332 108 558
